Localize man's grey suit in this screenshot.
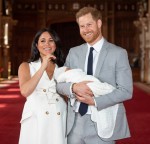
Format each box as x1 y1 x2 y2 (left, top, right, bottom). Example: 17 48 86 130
56 39 133 141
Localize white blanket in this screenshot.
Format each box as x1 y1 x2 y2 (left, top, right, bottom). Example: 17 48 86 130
54 67 119 138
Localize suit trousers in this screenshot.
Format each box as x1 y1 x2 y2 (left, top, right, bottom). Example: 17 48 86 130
67 113 115 144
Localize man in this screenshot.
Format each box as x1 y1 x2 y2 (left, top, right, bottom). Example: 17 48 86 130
56 6 133 144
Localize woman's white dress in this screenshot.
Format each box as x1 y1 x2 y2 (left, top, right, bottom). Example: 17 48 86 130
19 60 67 144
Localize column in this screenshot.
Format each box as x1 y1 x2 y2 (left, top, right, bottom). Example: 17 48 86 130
144 0 150 83
134 0 149 83
0 0 3 79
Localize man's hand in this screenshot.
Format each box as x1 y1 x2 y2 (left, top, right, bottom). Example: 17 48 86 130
72 81 95 105
76 95 95 105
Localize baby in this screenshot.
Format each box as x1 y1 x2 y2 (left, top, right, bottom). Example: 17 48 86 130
54 66 119 138
54 66 115 96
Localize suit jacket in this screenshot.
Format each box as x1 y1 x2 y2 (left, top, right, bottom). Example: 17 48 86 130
56 39 133 141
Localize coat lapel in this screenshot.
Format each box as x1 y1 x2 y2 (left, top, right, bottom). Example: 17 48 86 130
78 43 88 70
77 41 109 76
95 40 109 77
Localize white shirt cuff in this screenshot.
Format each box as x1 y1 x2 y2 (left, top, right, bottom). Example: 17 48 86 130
70 83 76 98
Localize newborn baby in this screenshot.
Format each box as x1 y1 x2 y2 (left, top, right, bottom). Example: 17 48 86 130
54 66 119 138
54 66 115 96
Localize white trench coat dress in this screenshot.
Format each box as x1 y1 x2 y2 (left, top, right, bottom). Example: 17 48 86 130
19 59 67 144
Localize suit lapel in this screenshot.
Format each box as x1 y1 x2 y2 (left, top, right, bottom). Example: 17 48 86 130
78 44 88 70
77 41 109 76
95 40 109 77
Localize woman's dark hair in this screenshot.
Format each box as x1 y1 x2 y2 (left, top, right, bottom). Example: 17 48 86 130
28 27 64 67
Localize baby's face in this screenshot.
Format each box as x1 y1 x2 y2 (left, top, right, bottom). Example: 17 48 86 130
65 67 71 72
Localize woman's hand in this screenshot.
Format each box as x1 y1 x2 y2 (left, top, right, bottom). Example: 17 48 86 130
41 54 56 70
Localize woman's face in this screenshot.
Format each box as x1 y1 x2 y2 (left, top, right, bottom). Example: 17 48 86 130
37 31 56 57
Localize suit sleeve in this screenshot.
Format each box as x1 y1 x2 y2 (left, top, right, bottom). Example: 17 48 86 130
95 49 133 111
56 49 73 97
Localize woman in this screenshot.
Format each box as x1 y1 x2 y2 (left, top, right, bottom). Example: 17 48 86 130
18 28 67 144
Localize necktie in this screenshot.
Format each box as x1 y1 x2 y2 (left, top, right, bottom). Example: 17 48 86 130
79 47 94 116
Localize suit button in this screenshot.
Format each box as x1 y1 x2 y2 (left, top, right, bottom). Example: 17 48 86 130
56 98 59 102
57 112 60 115
45 111 49 115
43 89 46 92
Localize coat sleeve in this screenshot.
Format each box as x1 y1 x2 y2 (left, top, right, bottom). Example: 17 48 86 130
56 49 74 98
95 49 133 111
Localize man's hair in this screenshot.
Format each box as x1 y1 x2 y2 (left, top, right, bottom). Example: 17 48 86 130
76 7 102 22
